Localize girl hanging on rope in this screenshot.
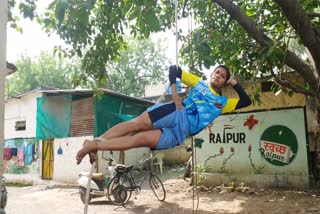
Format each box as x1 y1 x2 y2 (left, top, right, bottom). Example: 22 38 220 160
76 65 252 165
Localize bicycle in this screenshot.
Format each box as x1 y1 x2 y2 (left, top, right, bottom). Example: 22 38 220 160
107 153 166 206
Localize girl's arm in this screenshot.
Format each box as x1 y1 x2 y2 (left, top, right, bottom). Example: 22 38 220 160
169 65 201 110
227 78 252 109
169 65 183 110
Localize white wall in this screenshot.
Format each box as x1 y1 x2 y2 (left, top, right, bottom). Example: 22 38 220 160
195 107 309 189
53 136 94 183
97 147 151 178
5 91 42 139
53 136 151 183
144 84 167 97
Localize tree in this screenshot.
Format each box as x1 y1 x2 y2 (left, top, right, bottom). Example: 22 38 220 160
105 37 169 97
8 0 320 128
5 51 74 98
67 36 169 97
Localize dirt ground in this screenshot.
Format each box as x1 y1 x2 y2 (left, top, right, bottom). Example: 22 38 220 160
5 170 320 214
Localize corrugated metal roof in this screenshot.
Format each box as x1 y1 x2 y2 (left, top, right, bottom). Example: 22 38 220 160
5 88 42 102
41 88 155 105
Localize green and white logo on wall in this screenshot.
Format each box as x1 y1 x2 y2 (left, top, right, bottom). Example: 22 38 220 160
260 125 298 166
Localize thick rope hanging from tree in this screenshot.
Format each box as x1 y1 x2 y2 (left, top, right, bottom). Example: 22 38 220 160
156 0 179 104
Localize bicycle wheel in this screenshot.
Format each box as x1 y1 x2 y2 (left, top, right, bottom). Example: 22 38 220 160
108 174 133 206
149 174 166 201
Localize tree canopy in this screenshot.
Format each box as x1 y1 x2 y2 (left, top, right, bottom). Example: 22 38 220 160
104 37 169 97
8 1 320 115
5 51 74 98
75 37 169 97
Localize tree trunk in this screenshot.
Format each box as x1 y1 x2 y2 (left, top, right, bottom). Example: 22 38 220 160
273 0 320 74
211 0 318 95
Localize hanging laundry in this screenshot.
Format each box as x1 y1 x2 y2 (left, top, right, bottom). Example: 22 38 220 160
16 148 25 167
11 148 18 156
32 144 35 156
5 139 15 148
3 148 12 161
33 144 38 160
24 144 34 165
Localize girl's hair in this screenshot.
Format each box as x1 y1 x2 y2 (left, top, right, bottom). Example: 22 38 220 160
213 65 231 82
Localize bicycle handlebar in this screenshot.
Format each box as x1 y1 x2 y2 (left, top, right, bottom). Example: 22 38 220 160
139 153 153 164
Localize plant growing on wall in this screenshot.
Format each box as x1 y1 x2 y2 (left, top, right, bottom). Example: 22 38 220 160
195 163 211 185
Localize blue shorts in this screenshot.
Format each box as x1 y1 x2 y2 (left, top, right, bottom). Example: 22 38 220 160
147 102 190 150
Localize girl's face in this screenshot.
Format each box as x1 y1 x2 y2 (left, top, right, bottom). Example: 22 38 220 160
210 67 228 90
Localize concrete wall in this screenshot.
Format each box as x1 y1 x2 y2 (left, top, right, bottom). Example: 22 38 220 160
96 147 151 178
199 173 310 190
53 136 152 183
153 138 192 164
5 91 42 139
194 107 309 189
222 74 305 112
53 136 94 183
144 84 167 97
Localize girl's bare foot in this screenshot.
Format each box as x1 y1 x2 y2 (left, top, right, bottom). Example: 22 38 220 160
76 140 97 165
85 139 98 164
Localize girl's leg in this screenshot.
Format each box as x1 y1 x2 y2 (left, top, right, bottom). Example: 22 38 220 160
101 111 152 139
83 111 153 163
76 129 162 165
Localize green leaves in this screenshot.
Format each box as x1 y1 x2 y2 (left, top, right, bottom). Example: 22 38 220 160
194 138 205 149
18 0 37 20
40 1 172 86
8 0 319 100
8 0 37 32
55 0 69 24
103 37 168 97
5 51 76 98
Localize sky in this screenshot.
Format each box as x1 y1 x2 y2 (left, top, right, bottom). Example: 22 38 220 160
7 18 64 62
7 0 66 63
7 15 180 62
7 0 177 62
7 16 178 62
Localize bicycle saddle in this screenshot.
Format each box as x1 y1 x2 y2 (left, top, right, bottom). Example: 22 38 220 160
115 164 133 173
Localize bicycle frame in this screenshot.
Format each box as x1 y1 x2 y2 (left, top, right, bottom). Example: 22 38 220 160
108 153 166 205
120 154 154 192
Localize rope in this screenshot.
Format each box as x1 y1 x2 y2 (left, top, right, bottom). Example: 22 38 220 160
192 137 199 214
83 2 179 213
185 1 199 213
156 0 179 103
175 0 179 66
84 161 97 214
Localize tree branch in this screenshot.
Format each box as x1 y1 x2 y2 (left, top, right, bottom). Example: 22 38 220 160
270 69 315 96
307 12 320 19
273 0 320 76
211 0 318 94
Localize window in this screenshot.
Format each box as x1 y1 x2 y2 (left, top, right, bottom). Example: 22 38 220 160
15 121 26 131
